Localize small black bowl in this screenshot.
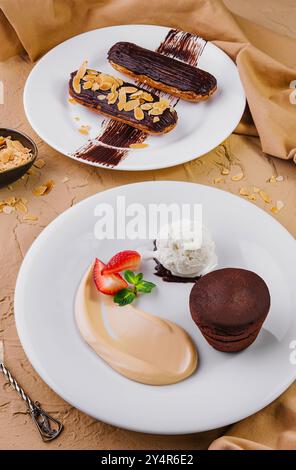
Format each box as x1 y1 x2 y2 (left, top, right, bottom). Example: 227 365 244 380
0 128 38 188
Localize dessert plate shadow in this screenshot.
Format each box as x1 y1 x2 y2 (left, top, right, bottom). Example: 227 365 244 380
14 182 296 434
23 25 245 171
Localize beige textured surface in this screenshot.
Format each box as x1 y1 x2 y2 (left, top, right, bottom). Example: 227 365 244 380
0 8 296 451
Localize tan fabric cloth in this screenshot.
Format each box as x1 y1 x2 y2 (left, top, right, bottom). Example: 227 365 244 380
0 0 296 161
0 0 296 451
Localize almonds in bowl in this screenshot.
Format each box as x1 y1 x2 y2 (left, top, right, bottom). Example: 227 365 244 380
0 129 37 187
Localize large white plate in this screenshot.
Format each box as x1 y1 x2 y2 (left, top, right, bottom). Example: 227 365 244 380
14 182 296 434
23 25 245 171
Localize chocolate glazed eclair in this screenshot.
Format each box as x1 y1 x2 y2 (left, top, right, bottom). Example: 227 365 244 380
108 42 217 102
69 62 177 135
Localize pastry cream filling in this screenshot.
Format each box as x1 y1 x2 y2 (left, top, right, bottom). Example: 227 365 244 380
75 265 197 385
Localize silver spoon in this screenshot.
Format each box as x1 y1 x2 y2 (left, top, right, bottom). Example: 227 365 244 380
0 340 63 442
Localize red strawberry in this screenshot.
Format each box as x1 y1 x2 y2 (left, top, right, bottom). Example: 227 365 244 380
102 250 141 275
93 258 128 295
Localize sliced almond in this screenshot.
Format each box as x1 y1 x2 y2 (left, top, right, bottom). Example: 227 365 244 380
33 179 55 196
34 159 46 169
153 117 160 123
15 201 28 213
276 200 284 211
129 143 149 149
97 94 106 101
91 83 100 91
214 177 224 184
267 175 276 183
117 100 125 111
130 90 143 99
68 98 77 104
239 187 251 196
231 172 244 181
107 91 118 105
141 103 153 111
259 190 270 204
78 125 90 135
149 108 163 116
23 214 38 221
124 99 141 111
134 107 144 120
73 60 88 94
141 92 153 102
221 167 229 175
99 82 112 91
120 86 138 94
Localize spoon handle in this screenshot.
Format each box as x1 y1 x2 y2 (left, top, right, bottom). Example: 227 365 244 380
0 361 63 441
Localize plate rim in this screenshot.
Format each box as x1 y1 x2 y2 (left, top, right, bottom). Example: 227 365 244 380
14 181 296 434
23 24 246 172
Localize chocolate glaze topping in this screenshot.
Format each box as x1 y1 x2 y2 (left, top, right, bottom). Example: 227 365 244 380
108 42 216 96
69 71 177 134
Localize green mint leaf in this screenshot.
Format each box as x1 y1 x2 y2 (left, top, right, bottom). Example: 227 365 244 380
124 270 137 285
136 280 156 293
113 288 136 306
134 273 143 284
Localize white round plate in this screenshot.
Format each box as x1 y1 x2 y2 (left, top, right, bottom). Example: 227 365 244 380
23 25 245 171
15 182 296 434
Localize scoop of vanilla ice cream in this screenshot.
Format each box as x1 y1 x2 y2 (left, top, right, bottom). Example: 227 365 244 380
155 219 217 277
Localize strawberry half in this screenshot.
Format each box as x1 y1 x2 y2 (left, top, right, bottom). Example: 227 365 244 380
102 250 141 275
93 258 128 295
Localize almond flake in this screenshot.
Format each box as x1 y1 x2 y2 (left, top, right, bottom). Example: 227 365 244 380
276 200 284 211
221 167 229 175
214 177 224 184
91 83 100 91
239 187 250 196
68 98 77 104
73 60 88 94
231 173 244 181
15 201 28 213
134 107 144 120
83 81 93 90
124 99 140 111
129 143 149 149
78 125 90 135
130 90 143 99
121 86 138 94
141 92 153 102
141 103 153 111
23 214 38 221
117 101 125 111
267 175 277 183
33 179 55 196
99 82 112 91
149 108 163 116
107 91 118 105
259 190 270 203
97 95 106 101
34 159 46 169
153 117 160 123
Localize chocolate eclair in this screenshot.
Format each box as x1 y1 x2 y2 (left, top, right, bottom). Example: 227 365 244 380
108 42 217 102
69 61 178 134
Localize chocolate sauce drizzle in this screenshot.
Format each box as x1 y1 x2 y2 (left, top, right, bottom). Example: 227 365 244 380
73 29 207 167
